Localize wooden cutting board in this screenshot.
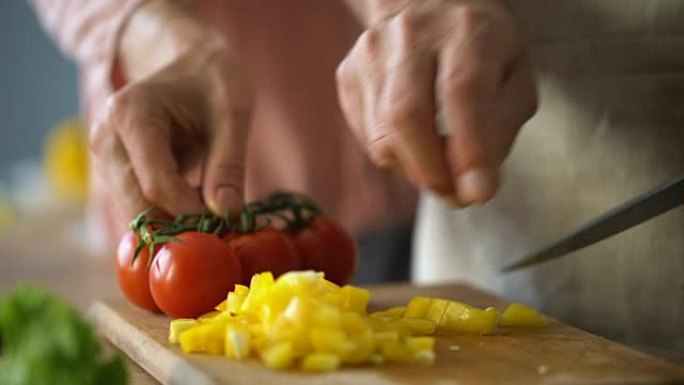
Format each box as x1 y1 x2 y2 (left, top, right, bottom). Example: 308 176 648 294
91 282 684 385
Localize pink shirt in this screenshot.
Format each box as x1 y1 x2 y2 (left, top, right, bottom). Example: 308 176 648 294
30 0 417 243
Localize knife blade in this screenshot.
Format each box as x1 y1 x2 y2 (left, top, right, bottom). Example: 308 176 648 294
502 174 684 272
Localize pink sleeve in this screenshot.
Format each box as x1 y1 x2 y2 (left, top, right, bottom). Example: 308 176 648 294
29 0 147 119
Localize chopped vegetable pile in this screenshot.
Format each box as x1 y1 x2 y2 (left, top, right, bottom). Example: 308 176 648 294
0 286 128 385
168 271 547 372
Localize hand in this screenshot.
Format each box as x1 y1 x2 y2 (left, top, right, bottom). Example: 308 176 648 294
89 1 252 225
336 0 537 206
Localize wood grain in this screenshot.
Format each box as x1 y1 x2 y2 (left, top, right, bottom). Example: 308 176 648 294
92 283 684 385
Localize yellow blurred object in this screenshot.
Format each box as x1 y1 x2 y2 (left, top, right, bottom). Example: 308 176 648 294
43 118 89 202
500 303 548 328
0 198 15 231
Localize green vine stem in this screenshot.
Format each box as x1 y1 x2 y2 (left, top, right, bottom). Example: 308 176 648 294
128 191 325 264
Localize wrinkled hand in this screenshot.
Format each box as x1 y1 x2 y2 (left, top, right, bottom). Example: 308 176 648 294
90 2 251 224
337 0 537 206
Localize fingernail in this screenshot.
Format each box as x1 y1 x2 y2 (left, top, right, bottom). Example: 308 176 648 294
209 187 231 215
443 195 467 209
457 168 499 205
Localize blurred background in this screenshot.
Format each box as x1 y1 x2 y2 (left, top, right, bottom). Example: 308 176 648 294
0 2 111 309
0 1 79 182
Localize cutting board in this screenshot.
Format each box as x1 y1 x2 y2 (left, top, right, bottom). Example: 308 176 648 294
91 283 684 385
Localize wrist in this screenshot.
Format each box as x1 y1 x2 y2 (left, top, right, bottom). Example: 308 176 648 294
117 0 210 82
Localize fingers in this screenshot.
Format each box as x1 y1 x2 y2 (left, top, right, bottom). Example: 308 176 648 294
105 89 205 217
438 6 528 205
89 119 150 224
337 10 454 196
201 100 250 216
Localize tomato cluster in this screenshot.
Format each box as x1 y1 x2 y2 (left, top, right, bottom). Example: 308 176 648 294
115 192 357 318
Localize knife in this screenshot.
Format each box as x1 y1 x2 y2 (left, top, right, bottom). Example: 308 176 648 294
502 174 684 272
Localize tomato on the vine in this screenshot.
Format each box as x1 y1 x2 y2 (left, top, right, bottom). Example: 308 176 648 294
293 217 357 285
149 232 242 318
227 227 302 283
116 231 160 313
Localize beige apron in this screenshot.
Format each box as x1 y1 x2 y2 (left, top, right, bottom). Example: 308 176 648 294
414 0 684 356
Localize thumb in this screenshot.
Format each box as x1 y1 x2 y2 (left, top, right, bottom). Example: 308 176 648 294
202 115 249 216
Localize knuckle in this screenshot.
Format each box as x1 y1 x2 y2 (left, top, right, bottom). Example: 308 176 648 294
88 121 107 155
335 58 352 85
367 136 396 169
452 4 487 34
395 8 421 34
357 28 380 57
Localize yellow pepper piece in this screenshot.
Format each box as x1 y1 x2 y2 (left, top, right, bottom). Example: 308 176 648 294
169 319 198 344
215 299 228 311
405 296 432 319
339 286 370 313
424 299 449 324
198 310 220 321
179 323 225 354
405 336 435 354
397 318 436 336
379 340 412 363
261 341 295 370
441 301 499 335
225 323 250 360
310 329 347 355
311 306 342 329
301 353 341 372
500 303 548 328
234 284 250 296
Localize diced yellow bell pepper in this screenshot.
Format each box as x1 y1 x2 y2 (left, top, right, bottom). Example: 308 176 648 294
405 296 432 319
440 301 499 335
339 286 370 313
379 340 412 363
342 330 375 364
301 353 341 372
341 312 369 334
198 310 221 321
309 329 347 355
225 323 250 359
234 284 250 296
169 319 199 344
397 318 436 336
227 291 247 314
215 299 228 311
373 330 399 344
405 336 435 354
312 305 342 329
261 341 295 370
424 299 449 324
178 323 225 355
500 303 547 328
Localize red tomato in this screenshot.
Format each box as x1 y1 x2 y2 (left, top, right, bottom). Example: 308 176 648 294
115 231 160 312
149 232 242 318
293 218 357 285
228 227 302 282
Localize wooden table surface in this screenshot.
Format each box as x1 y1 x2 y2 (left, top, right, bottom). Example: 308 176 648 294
1 208 682 384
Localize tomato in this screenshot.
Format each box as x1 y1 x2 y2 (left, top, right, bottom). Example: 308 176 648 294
115 231 160 312
149 232 242 318
228 227 302 282
293 218 357 285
